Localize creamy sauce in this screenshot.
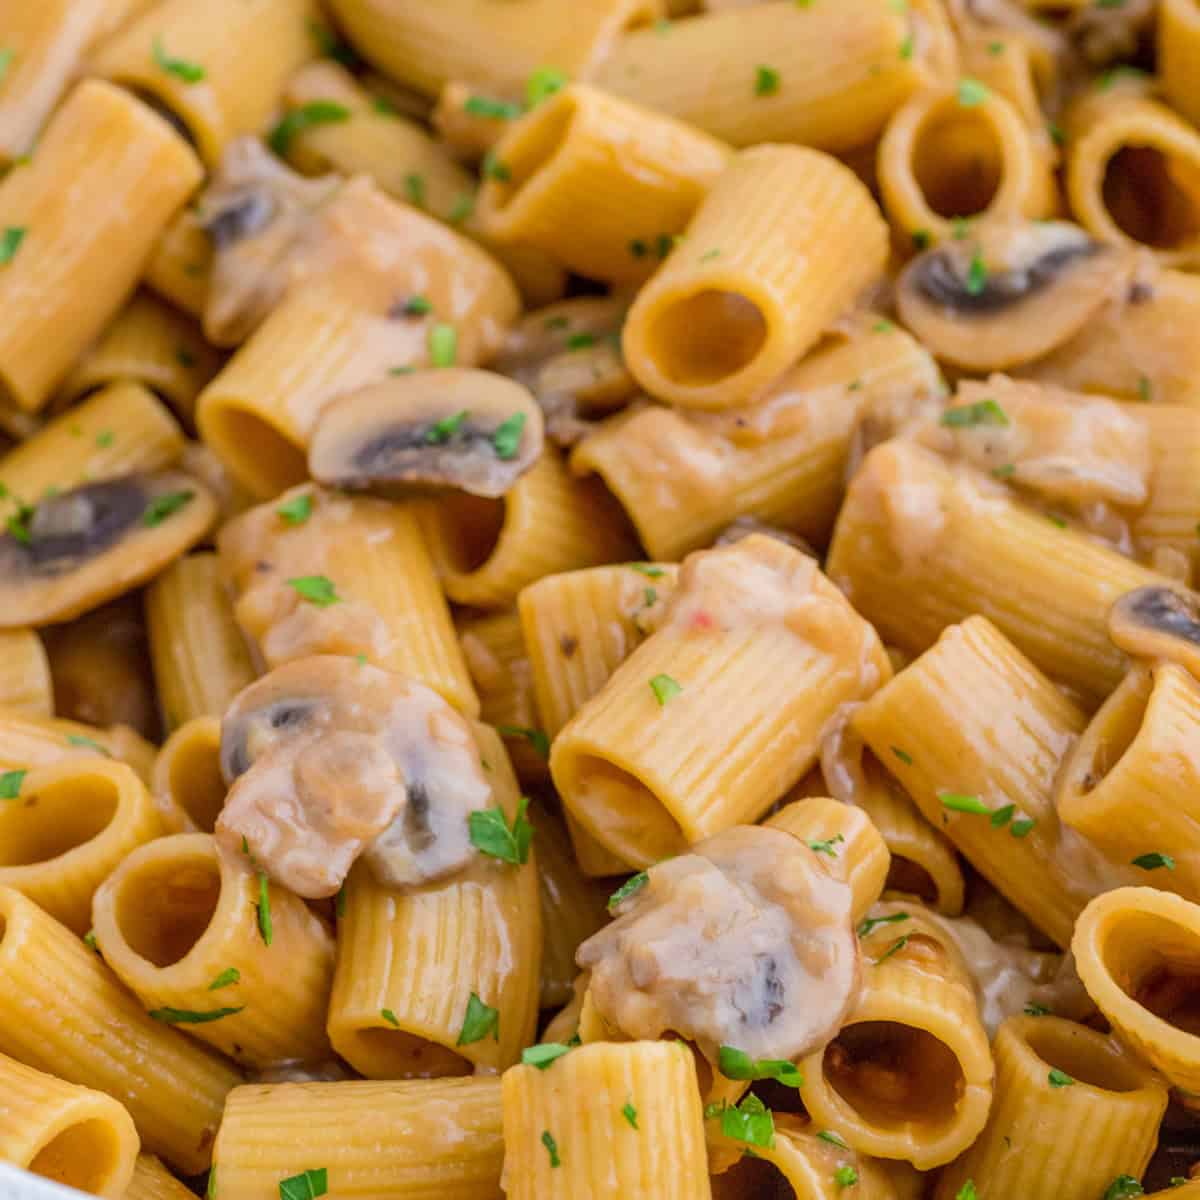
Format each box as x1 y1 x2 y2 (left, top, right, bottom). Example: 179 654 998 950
215 656 489 897
577 825 860 1063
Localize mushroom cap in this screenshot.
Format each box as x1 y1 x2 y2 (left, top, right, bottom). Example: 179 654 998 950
0 471 215 628
217 655 490 897
577 824 860 1063
897 220 1128 371
308 367 544 499
1109 585 1200 680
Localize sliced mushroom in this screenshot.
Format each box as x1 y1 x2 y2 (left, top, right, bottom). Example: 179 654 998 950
897 220 1129 371
308 368 544 498
199 137 340 346
577 825 860 1064
1109 586 1200 680
216 655 490 897
0 471 215 628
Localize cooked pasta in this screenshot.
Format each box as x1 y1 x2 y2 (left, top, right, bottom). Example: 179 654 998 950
7 4 1200 1194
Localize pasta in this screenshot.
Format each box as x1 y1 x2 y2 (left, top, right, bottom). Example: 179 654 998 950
8 3 1200 1194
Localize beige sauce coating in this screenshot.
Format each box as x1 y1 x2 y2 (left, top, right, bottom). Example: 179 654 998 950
215 656 488 897
577 825 860 1063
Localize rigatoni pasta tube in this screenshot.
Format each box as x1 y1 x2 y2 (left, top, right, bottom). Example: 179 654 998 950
593 0 954 152
0 759 161 935
124 1155 198 1200
0 886 239 1173
1132 405 1200 575
220 487 478 717
281 61 475 226
550 534 889 868
0 629 53 719
501 1041 711 1200
90 0 318 167
0 1052 138 1198
827 439 1166 706
572 320 942 559
58 291 221 424
1161 0 1200 130
477 84 729 285
151 717 224 833
765 798 890 926
145 552 255 732
196 180 520 498
852 617 1102 949
212 1077 504 1200
0 80 203 413
877 83 1056 244
92 833 335 1069
324 0 654 99
798 905 992 1169
416 444 637 610
934 1015 1167 1200
327 724 540 1077
1072 887 1200 1096
622 146 887 410
0 708 156 783
1057 665 1200 904
144 208 212 319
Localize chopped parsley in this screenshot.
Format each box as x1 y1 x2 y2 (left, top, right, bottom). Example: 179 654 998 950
874 935 908 965
1010 818 1036 838
482 151 511 181
404 172 426 208
990 804 1015 828
256 871 273 945
497 725 550 759
630 563 664 577
308 21 360 68
834 1166 859 1189
526 67 568 108
818 1130 849 1149
807 834 845 858
940 398 1008 428
402 294 432 316
278 1168 328 1200
522 1042 572 1069
1132 852 1175 871
1023 1002 1051 1016
208 968 240 991
268 102 351 156
939 792 991 815
335 885 347 919
608 871 648 910
286 576 340 606
622 1101 638 1129
206 1169 216 1200
966 250 989 296
957 77 990 107
491 412 527 459
425 410 469 445
95 430 114 448
1047 1068 1074 1088
649 674 682 706
152 37 205 83
428 323 457 367
1103 1178 1144 1200
700 248 721 262
67 734 110 755
857 911 910 938
149 1005 244 1024
468 796 533 864
143 490 195 526
83 930 99 952
458 992 500 1045
755 65 781 96
1138 375 1153 402
717 1094 775 1149
566 332 595 351
541 1130 561 1167
912 230 931 251
956 1183 978 1200
276 494 312 525
381 1008 400 1027
0 769 26 799
718 1045 803 1087
899 35 914 59
0 49 12 84
891 746 913 765
464 95 522 120
449 193 475 224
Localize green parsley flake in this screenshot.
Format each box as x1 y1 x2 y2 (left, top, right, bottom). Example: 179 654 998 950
268 102 351 156
482 151 512 181
912 230 931 251
153 37 205 83
208 968 240 991
874 936 908 965
718 1045 803 1087
988 40 1006 54
940 792 991 815
1024 1002 1051 1016
956 1183 978 1200
990 803 1015 828
468 796 534 864
207 1168 217 1200
755 65 781 96
143 490 195 526
149 1005 245 1024
0 769 26 799
256 871 273 946
834 1166 859 1189
176 347 196 368
719 1094 776 1149
67 734 110 756
278 1168 328 1200
857 911 910 938
806 834 845 858
308 20 359 67
404 173 426 209
608 871 648 911
497 725 550 759
381 1008 400 1027
650 673 682 706
818 1130 849 1149
96 430 115 448
335 886 347 919
892 746 913 765
542 1130 561 1168
1047 1068 1074 1088
277 494 313 525
425 410 469 445
899 35 914 59
566 332 596 351
449 193 475 224
622 1101 638 1129
1138 375 1153 401
527 67 569 107
491 412 527 460
286 576 340 606
957 77 990 107
522 1042 572 1069
464 95 522 120
700 248 721 262
428 323 457 367
403 294 432 316
1010 818 1036 838
1103 1178 1144 1200
966 250 989 296
1132 852 1176 871
630 563 665 577
0 49 13 84
458 992 499 1045
940 398 1008 428
83 931 99 952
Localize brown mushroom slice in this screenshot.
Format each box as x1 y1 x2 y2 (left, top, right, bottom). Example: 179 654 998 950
216 656 490 898
308 368 544 499
577 825 860 1064
896 220 1128 371
0 471 215 629
1109 586 1200 681
199 137 340 347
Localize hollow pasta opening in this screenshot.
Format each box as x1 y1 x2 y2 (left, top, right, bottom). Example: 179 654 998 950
432 492 506 574
131 88 200 149
201 403 308 499
29 1119 123 1192
341 1026 472 1079
0 775 118 867
487 98 576 214
912 106 1005 218
569 755 685 865
114 854 221 967
1074 671 1149 796
647 290 768 388
164 729 226 832
717 1154 794 1199
885 856 938 904
1103 146 1200 249
824 1020 965 1130
1022 1019 1152 1092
